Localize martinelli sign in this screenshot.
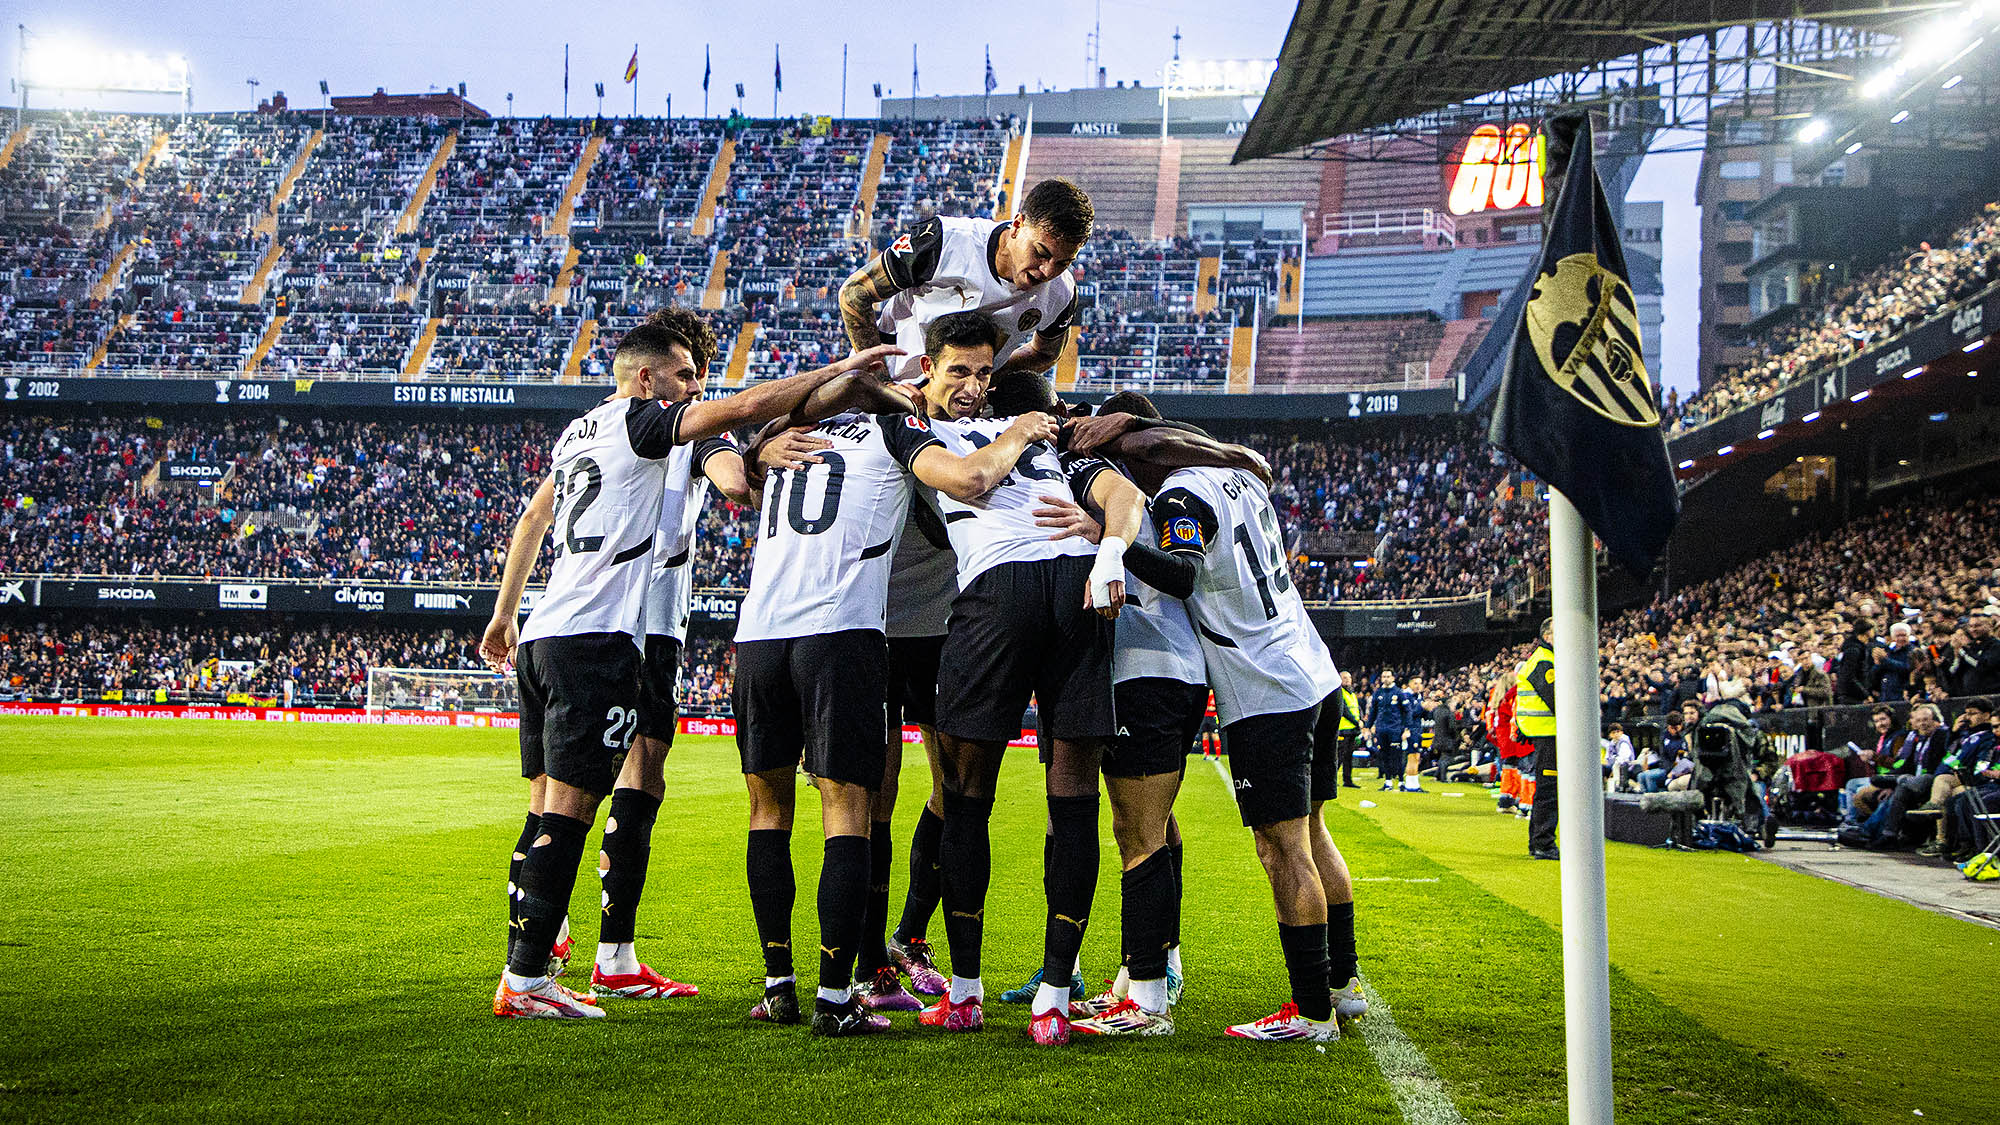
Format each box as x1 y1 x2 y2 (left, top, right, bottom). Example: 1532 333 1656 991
1446 123 1545 216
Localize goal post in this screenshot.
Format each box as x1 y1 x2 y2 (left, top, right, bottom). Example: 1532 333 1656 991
365 667 518 721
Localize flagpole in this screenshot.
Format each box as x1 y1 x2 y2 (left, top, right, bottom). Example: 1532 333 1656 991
1535 113 1615 1125
1548 488 1614 1125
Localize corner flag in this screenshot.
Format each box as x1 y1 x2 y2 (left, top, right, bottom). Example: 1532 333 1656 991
624 47 638 84
1488 111 1678 578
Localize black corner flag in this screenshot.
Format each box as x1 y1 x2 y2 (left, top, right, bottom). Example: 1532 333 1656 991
1489 111 1679 578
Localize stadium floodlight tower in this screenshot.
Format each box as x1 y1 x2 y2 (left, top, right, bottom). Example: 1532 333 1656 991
15 26 193 129
1158 57 1277 140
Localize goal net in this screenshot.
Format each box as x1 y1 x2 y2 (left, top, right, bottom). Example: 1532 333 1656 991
364 667 518 721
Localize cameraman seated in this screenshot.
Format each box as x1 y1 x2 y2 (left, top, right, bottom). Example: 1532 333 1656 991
1694 680 1773 837
1846 702 1952 850
1642 714 1690 792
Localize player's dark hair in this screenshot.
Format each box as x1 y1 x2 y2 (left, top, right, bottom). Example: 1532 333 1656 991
615 306 715 377
984 372 1057 418
923 311 1002 360
1098 390 1160 419
1020 179 1095 247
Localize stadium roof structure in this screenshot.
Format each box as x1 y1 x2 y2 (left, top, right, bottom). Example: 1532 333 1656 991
1236 0 1941 162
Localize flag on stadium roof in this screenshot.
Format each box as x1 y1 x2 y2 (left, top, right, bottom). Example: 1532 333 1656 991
703 46 711 92
1489 111 1678 579
774 45 782 93
985 47 997 94
623 46 637 85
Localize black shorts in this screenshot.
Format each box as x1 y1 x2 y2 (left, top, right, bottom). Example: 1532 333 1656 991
1220 704 1319 828
1104 678 1207 779
735 629 890 789
1311 694 1352 802
936 555 1116 744
635 634 682 743
886 633 944 734
517 632 642 795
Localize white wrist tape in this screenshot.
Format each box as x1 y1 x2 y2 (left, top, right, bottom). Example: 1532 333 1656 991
1090 536 1129 607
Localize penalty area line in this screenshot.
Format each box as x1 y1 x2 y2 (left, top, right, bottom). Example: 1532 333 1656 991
1206 753 1466 1125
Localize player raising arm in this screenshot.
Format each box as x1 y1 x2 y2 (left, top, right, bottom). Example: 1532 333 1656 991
838 179 1093 381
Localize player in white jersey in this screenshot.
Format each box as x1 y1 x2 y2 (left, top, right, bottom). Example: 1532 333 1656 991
477 309 902 1020
591 338 755 1001
879 314 1149 1046
1109 459 1363 1042
730 406 925 1037
837 179 1093 382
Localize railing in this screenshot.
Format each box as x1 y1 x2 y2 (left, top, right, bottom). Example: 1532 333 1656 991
1321 208 1457 247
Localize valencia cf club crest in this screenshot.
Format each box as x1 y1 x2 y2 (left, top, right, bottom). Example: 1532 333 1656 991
1524 253 1657 428
1016 308 1042 332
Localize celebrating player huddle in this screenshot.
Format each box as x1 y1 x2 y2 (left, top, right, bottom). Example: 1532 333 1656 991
480 180 1366 1044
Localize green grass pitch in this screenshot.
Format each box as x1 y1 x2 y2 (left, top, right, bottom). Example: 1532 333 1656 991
0 719 1991 1124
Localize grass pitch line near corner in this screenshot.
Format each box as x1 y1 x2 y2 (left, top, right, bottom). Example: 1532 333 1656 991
1354 980 1469 1125
1205 752 1467 1125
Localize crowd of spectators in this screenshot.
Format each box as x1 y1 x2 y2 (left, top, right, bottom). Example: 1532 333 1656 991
0 613 486 705
1230 417 1547 602
1671 201 2000 433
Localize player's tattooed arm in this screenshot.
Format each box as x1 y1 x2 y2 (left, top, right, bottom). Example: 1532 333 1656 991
837 256 902 351
481 472 557 670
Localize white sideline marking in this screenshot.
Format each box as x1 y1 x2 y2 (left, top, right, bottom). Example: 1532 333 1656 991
1206 755 1466 1124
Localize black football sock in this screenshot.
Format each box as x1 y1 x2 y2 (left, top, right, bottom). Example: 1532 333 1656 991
1040 794 1100 988
894 805 944 943
856 820 894 975
505 812 538 965
1166 836 1185 950
506 812 591 978
1328 901 1359 986
596 788 661 946
1278 922 1333 1022
1120 847 1174 980
746 828 795 979
938 791 994 980
816 834 871 996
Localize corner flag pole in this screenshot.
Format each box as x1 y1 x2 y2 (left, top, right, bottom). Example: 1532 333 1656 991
1548 490 1615 1125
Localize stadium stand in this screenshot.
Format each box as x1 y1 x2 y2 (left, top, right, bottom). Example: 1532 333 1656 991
572 118 724 232
95 301 271 373
1672 200 2000 434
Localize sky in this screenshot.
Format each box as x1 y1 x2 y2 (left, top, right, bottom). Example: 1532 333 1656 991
6 0 1703 392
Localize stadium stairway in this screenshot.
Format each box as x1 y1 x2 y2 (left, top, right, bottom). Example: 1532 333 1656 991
1429 316 1487 379
405 318 441 376
1228 323 1256 391
1195 255 1221 315
394 246 436 305
1054 342 1080 392
89 134 168 233
995 132 1025 218
396 131 458 236
89 242 137 304
0 125 26 171
701 250 730 311
257 127 322 237
561 320 597 384
692 138 736 238
547 246 583 307
851 133 892 239
548 133 603 240
240 239 285 304
1150 139 1182 239
84 315 131 371
723 322 757 387
244 316 287 374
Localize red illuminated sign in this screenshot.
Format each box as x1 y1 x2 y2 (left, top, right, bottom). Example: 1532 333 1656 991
1447 123 1545 216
